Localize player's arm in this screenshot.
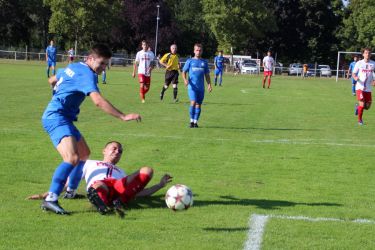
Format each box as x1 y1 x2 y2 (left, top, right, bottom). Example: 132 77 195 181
159 54 168 68
136 174 172 197
48 75 58 88
132 59 138 78
89 92 141 122
45 50 48 61
205 73 212 92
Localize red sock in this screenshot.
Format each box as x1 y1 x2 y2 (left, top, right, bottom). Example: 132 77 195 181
358 106 364 121
96 187 110 206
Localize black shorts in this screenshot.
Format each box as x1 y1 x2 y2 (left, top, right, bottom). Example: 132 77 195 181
165 70 179 85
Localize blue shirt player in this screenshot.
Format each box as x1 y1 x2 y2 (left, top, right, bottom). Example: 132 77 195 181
41 44 142 215
214 50 225 86
46 40 57 78
182 43 212 128
348 55 359 96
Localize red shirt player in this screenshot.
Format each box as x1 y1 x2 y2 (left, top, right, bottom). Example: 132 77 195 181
262 50 275 88
132 40 155 103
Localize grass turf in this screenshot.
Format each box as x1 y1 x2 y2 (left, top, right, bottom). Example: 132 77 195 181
0 59 375 249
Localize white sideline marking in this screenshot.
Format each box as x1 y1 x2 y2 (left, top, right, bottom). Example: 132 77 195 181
244 214 269 250
241 89 249 93
244 214 375 250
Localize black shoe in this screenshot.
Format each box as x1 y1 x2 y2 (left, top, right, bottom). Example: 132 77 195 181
41 200 70 215
190 122 194 128
63 190 76 199
173 98 179 103
160 91 164 100
112 199 125 218
87 187 111 215
194 123 199 128
102 81 106 84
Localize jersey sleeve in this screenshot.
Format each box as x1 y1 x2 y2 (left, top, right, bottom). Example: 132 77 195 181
80 71 99 96
182 59 191 72
135 52 140 63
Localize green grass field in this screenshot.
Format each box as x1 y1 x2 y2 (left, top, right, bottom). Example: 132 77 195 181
1 59 375 249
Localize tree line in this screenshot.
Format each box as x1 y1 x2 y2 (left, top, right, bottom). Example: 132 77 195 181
0 0 373 65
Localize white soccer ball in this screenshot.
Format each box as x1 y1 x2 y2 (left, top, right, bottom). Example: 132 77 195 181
165 184 193 211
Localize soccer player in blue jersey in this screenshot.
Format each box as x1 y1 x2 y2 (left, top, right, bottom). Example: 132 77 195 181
41 44 142 215
347 55 359 96
214 50 225 86
182 43 212 128
45 40 57 78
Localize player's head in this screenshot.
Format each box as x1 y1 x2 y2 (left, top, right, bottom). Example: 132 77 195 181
362 47 372 61
141 40 149 51
353 55 358 61
170 44 177 54
103 141 123 164
50 40 54 46
267 50 272 56
87 44 112 74
194 43 203 58
219 50 223 56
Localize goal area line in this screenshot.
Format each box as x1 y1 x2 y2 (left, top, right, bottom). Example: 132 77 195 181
244 213 375 250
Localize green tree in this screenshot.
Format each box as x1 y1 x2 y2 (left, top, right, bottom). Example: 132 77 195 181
341 0 375 51
201 0 276 54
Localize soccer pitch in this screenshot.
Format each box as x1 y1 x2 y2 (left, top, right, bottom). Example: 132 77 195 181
1 60 375 249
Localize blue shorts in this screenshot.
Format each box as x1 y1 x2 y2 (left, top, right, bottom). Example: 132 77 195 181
42 119 82 147
47 61 56 67
188 90 205 104
215 68 223 76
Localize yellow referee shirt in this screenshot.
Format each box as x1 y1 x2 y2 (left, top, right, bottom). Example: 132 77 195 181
160 53 179 71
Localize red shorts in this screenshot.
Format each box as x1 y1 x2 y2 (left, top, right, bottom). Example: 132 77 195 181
92 175 145 204
264 71 272 76
138 74 151 84
356 90 372 103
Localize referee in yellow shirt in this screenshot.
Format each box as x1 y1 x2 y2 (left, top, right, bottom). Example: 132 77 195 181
159 44 181 102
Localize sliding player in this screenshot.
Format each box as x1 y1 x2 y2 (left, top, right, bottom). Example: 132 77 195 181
353 48 375 125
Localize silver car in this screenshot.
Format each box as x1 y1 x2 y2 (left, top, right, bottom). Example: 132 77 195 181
241 62 259 74
318 65 332 77
288 63 303 75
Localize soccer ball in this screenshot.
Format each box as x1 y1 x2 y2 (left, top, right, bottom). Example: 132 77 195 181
165 184 193 211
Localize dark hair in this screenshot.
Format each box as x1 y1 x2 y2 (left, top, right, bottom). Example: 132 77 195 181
194 43 203 48
219 50 223 53
105 141 122 148
362 47 372 54
90 44 112 59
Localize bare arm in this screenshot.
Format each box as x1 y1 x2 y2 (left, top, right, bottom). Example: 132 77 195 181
48 75 58 88
205 73 212 92
89 92 141 122
132 61 138 78
182 71 188 87
136 174 172 197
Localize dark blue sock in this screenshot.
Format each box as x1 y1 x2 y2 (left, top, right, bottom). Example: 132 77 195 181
189 106 195 120
47 68 50 78
194 107 201 121
52 69 56 75
49 162 75 195
219 75 223 85
214 77 217 85
352 85 356 93
67 161 85 189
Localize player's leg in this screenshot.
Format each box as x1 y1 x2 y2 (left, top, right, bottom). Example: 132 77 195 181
356 90 365 124
51 62 56 76
102 70 106 84
160 72 171 100
114 167 153 204
46 62 51 78
262 74 267 88
138 74 145 102
219 70 223 86
352 79 356 96
87 180 112 214
267 74 272 88
143 83 150 95
188 90 197 127
172 71 179 102
64 136 91 198
193 92 204 127
214 69 218 86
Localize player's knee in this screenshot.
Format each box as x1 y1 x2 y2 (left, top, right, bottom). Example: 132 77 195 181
64 153 80 166
140 166 153 179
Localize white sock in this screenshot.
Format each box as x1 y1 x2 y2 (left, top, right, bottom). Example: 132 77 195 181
193 119 197 124
190 119 194 123
45 192 58 202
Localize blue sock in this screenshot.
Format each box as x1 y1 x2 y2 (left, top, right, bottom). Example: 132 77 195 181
214 77 217 85
189 106 195 120
49 162 75 195
102 72 106 82
219 75 223 85
47 68 50 78
352 85 355 93
194 107 201 121
67 161 85 189
52 69 55 75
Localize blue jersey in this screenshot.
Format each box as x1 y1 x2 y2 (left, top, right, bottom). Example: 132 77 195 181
214 56 224 70
46 45 57 62
349 61 357 74
182 58 210 92
42 62 99 121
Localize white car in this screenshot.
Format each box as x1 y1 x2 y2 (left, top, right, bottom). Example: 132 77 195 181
318 65 332 77
241 63 259 74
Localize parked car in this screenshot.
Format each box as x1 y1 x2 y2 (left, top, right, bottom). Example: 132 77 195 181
318 65 332 77
111 56 127 66
241 62 259 74
275 62 283 74
288 63 303 75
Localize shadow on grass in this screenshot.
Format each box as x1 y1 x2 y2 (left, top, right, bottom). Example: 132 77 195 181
123 194 342 210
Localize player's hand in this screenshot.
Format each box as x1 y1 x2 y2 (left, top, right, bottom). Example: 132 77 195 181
207 83 212 92
121 113 141 122
159 174 173 187
184 79 188 87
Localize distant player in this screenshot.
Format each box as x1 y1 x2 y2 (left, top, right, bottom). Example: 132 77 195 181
41 44 142 215
262 50 274 88
46 40 57 78
214 50 225 86
68 48 74 63
348 55 359 96
352 48 375 125
303 64 308 79
132 40 155 103
159 44 180 102
182 43 212 128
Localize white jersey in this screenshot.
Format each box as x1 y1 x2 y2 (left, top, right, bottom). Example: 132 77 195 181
353 59 375 92
263 56 274 71
135 50 155 76
82 160 127 190
68 49 74 57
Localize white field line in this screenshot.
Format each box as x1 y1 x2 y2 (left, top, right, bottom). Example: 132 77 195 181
244 213 375 250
